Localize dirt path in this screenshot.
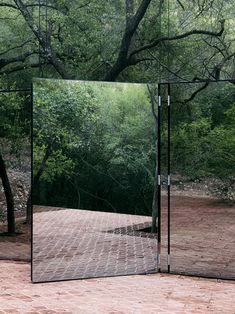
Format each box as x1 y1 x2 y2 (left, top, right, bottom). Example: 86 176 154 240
160 195 235 279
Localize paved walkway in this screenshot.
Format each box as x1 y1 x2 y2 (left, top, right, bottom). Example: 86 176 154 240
33 199 235 283
1 260 235 314
33 208 158 282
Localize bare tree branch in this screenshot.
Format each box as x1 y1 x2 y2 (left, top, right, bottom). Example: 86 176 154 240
176 0 185 10
0 51 36 70
147 84 158 121
0 40 32 57
104 0 152 81
0 3 18 9
130 19 225 58
0 62 41 75
13 0 74 79
184 82 209 103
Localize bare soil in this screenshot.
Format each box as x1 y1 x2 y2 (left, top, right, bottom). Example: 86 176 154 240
0 219 31 244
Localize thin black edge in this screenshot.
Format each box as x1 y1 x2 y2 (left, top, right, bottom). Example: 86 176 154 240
166 271 235 282
30 82 33 282
156 79 235 85
31 268 159 284
31 269 235 285
167 83 171 273
157 83 161 272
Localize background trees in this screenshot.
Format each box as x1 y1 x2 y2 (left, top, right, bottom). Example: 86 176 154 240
0 0 234 83
33 79 235 215
0 0 234 227
0 87 30 231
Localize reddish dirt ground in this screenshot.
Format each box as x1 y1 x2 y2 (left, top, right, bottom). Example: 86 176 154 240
160 195 235 279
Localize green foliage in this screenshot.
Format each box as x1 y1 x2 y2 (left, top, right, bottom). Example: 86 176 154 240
0 84 30 166
33 79 100 182
34 80 235 210
34 80 155 214
169 83 235 200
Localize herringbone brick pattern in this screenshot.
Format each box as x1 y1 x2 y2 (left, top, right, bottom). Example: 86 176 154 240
33 208 158 282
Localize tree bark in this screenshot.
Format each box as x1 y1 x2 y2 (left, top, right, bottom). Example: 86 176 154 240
104 0 152 81
25 141 54 224
0 151 15 234
151 157 158 233
14 0 73 79
147 85 158 233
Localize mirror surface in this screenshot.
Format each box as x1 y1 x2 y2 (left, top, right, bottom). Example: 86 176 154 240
160 81 235 279
32 79 158 282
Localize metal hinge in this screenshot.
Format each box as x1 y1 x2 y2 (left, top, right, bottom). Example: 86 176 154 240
158 95 161 107
158 175 161 186
167 254 170 266
168 95 170 106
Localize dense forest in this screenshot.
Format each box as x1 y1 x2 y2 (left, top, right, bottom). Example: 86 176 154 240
0 0 235 231
33 79 235 217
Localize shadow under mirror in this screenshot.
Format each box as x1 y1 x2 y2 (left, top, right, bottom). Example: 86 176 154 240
32 79 159 283
163 81 235 279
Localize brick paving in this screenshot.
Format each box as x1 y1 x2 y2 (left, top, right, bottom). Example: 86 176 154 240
33 208 158 282
33 196 235 283
1 260 235 314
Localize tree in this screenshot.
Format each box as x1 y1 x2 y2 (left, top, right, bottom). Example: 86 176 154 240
0 152 15 234
0 89 30 232
0 0 235 231
32 79 101 203
0 0 233 82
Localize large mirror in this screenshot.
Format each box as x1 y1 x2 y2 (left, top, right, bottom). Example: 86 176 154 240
32 79 158 282
160 81 235 279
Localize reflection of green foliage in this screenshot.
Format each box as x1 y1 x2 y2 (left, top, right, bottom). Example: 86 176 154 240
171 85 235 201
34 80 155 213
34 80 235 210
33 79 100 182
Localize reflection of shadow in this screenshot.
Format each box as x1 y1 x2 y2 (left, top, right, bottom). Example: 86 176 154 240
32 206 158 283
105 222 157 239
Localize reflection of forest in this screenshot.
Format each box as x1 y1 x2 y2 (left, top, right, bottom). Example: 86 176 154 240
33 80 235 215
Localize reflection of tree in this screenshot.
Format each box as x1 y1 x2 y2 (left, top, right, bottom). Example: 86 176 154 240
147 84 158 233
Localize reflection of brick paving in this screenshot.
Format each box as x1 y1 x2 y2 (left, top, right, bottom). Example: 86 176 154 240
33 207 158 282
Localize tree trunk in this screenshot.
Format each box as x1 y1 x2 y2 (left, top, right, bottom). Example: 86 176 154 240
25 141 54 224
151 151 158 233
25 192 31 224
0 151 15 234
147 85 159 233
